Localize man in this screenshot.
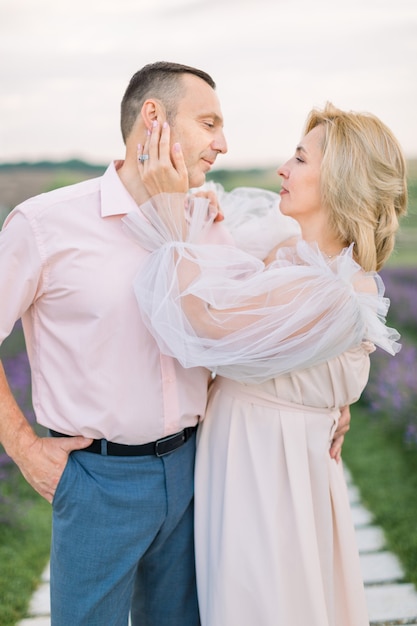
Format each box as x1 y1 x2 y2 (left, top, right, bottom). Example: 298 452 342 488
0 61 348 625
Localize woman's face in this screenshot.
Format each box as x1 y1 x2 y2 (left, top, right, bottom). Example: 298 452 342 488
277 125 324 223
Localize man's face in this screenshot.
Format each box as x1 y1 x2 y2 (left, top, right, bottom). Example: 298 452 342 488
170 74 228 188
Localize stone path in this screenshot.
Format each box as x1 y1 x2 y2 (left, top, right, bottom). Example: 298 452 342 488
346 467 417 625
16 466 417 625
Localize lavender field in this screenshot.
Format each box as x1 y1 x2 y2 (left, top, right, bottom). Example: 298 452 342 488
361 267 417 447
0 324 35 488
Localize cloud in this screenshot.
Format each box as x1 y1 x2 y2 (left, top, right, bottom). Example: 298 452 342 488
0 0 416 166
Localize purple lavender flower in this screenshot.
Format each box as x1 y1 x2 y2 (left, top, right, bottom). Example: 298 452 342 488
0 345 35 482
354 266 417 446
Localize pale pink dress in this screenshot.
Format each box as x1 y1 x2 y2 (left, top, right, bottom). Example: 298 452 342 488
195 344 373 626
123 184 400 626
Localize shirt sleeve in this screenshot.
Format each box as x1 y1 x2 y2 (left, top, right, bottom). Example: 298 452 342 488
0 210 43 344
123 191 400 384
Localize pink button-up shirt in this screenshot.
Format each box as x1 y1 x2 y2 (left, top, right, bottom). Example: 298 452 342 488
0 162 233 444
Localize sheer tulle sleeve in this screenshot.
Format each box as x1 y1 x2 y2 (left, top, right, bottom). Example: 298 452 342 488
123 191 400 384
198 182 301 258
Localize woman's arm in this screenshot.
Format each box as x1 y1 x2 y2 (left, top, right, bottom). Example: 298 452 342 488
125 123 399 383
125 205 399 384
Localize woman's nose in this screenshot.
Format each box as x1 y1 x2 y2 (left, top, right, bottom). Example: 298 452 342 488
277 163 289 178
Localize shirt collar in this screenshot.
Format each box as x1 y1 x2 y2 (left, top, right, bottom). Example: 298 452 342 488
100 160 139 218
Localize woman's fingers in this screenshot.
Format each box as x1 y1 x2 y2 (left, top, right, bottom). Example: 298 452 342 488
148 120 163 161
194 190 224 222
137 143 145 179
137 122 152 178
171 142 188 190
158 122 172 165
137 121 189 194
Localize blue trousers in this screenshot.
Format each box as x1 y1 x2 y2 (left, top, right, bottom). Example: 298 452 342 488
50 433 199 626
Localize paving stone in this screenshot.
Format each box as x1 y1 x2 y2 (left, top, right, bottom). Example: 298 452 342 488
17 618 51 626
343 465 353 484
361 551 405 584
41 562 50 582
366 583 417 623
351 502 374 527
27 582 50 616
16 467 417 626
356 525 386 553
347 483 361 504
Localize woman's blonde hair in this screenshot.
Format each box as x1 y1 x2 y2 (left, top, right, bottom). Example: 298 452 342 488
304 103 408 271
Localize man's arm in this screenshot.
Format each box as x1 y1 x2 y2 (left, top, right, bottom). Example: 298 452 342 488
0 362 92 503
329 405 351 463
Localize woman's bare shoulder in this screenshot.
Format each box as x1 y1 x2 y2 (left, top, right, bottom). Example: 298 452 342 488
353 270 379 294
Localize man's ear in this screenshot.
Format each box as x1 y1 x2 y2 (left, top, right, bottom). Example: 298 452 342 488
141 99 167 131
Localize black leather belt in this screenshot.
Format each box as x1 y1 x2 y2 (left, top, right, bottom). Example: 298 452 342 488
49 426 197 457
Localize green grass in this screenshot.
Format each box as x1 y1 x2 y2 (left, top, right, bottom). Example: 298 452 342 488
0 323 25 359
343 406 417 587
0 472 51 626
387 227 417 265
0 326 51 625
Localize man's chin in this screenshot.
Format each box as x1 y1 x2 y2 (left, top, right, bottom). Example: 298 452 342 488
189 172 206 189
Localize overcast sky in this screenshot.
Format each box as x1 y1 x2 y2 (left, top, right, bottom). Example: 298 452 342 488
1 0 416 169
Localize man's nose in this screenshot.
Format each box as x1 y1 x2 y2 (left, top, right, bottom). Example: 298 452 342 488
213 130 228 154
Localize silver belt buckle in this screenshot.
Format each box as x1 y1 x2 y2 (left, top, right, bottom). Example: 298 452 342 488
155 430 186 457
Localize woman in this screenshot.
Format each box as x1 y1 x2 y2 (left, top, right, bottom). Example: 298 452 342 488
124 103 407 625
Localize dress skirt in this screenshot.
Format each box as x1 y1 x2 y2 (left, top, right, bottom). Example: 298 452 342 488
194 375 370 626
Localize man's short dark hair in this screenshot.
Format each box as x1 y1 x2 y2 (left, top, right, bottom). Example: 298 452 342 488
120 61 216 142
